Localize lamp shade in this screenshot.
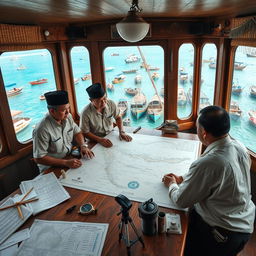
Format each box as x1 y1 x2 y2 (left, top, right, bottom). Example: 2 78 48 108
116 10 149 43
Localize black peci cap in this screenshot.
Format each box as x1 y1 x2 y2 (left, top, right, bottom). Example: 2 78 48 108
44 90 69 106
86 83 105 99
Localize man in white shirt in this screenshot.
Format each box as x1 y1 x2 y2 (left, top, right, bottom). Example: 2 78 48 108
33 90 94 172
163 105 255 256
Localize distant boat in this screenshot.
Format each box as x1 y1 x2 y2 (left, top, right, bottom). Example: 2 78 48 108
17 64 26 70
39 95 46 100
135 74 142 84
107 83 114 91
246 52 256 57
122 69 138 74
123 117 131 126
5 82 16 87
147 94 164 122
11 110 22 117
13 117 31 134
249 86 256 98
152 72 160 81
229 101 242 120
117 99 128 117
232 83 243 95
74 78 79 85
208 62 216 69
178 87 187 106
105 67 115 72
112 75 126 84
248 110 256 127
125 87 139 96
130 91 147 119
29 78 48 85
203 57 215 63
81 74 91 81
111 53 119 56
140 62 160 71
125 54 140 63
234 61 246 71
179 72 188 84
199 92 211 110
7 87 23 97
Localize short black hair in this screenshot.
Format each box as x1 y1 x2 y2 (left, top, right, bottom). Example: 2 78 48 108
198 105 230 137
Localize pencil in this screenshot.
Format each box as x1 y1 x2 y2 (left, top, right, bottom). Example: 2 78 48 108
20 187 34 202
0 198 38 211
16 205 23 219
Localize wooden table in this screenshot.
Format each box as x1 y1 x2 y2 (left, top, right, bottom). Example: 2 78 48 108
10 128 200 256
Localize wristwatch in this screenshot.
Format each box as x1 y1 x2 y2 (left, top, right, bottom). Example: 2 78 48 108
80 143 88 148
78 203 97 215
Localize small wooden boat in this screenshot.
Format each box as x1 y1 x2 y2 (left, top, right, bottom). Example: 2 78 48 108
81 74 91 81
125 88 139 96
29 78 48 85
105 67 115 72
135 74 142 84
11 110 22 117
117 99 128 116
7 87 23 97
39 95 46 100
140 62 160 71
249 86 256 98
234 61 246 71
107 83 114 91
232 83 243 95
152 72 160 81
199 92 211 110
248 110 256 127
74 78 79 85
130 91 147 119
122 69 138 74
13 117 31 134
202 57 215 63
123 117 131 126
125 54 140 63
179 72 188 83
147 94 164 122
178 87 187 106
229 101 242 120
16 64 26 70
112 75 126 84
5 82 16 87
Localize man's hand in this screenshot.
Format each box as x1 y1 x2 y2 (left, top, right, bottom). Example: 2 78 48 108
65 158 82 169
119 132 132 142
99 138 113 148
165 173 183 184
162 174 176 187
80 147 95 159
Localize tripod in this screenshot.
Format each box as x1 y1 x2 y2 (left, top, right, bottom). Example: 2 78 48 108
117 208 145 256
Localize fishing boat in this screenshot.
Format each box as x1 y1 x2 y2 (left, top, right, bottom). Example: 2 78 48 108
11 110 22 118
112 74 126 84
105 67 115 72
5 82 16 87
152 72 160 81
122 69 138 74
39 95 46 100
125 87 139 96
125 54 140 63
134 74 142 84
7 87 23 97
140 62 160 71
147 94 164 122
232 83 243 95
29 78 48 85
249 85 256 98
81 74 91 81
208 62 216 69
13 117 31 134
117 99 128 116
229 101 242 120
123 117 131 126
234 61 246 70
199 92 211 110
248 110 256 127
16 64 26 70
177 87 187 106
202 57 215 63
74 78 79 85
130 91 147 119
179 72 188 83
107 83 114 91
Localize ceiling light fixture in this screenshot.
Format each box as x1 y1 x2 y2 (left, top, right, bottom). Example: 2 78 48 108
116 0 149 43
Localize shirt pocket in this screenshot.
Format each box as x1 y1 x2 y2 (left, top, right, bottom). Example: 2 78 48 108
66 128 74 144
50 137 62 153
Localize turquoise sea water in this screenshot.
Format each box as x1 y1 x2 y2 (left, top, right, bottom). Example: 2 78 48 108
0 45 255 152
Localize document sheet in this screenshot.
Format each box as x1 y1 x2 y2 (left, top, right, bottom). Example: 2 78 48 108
20 173 70 215
61 131 200 210
17 219 109 256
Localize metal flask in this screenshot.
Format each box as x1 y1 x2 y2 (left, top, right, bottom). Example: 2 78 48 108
138 198 159 236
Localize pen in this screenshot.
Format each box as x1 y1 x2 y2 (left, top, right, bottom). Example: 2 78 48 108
133 126 141 134
66 205 76 214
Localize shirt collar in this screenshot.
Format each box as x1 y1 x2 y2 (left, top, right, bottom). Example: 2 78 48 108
90 100 110 116
47 113 67 126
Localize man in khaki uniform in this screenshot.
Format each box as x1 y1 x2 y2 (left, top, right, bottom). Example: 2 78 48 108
33 90 94 172
80 83 132 147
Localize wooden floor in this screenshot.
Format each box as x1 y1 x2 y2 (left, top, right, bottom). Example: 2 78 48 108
238 224 256 256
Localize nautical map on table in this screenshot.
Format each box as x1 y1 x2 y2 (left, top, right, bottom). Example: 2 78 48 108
60 131 201 210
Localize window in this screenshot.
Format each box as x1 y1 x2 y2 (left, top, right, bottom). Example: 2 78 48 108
70 46 91 113
177 43 194 119
199 43 217 111
229 46 256 153
103 45 164 128
0 49 56 143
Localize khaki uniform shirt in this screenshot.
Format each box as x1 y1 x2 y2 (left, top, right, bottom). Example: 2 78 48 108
169 136 255 233
79 99 120 137
33 113 81 171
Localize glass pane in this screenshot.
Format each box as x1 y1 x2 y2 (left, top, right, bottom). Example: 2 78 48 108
199 43 217 111
0 49 56 143
70 46 91 113
177 43 194 119
229 46 256 153
103 45 164 128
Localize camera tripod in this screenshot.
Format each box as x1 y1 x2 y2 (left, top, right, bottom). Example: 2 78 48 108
117 208 145 256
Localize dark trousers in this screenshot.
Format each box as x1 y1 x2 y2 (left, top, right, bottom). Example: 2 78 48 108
184 209 251 256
